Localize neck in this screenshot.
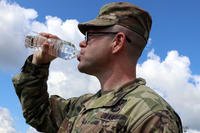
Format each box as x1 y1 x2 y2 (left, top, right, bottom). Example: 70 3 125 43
95 62 136 92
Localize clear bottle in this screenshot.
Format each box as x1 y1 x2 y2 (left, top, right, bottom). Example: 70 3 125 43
25 34 79 60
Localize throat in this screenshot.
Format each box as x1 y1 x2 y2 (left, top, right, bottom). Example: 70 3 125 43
99 74 136 92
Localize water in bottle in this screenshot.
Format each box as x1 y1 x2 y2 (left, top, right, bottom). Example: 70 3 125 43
25 34 79 60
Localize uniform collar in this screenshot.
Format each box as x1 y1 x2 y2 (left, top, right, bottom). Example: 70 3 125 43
82 78 146 112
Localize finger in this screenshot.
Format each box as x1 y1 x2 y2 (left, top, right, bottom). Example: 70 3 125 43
39 32 50 38
39 32 59 39
41 43 50 55
42 43 57 58
48 34 59 39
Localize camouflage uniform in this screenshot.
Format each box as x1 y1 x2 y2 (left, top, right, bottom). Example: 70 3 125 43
12 56 182 133
13 2 183 133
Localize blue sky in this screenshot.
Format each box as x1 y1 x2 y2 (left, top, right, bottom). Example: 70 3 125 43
0 0 200 133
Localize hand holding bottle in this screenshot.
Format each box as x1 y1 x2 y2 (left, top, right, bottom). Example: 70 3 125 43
25 32 79 65
32 33 59 65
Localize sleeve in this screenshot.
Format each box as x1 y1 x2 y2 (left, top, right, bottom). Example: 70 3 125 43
130 110 182 133
12 55 92 133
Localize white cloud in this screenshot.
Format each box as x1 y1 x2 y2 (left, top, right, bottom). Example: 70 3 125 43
1 0 200 132
26 127 40 133
137 49 200 131
0 107 16 133
187 129 200 133
31 15 84 46
0 0 37 70
47 59 100 99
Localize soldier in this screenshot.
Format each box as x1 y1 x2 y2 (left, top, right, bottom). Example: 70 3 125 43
12 2 183 133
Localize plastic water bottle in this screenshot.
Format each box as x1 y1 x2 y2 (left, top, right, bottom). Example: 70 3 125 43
25 34 79 60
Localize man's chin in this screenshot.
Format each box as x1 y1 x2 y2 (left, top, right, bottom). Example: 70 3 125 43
77 64 87 73
77 65 94 75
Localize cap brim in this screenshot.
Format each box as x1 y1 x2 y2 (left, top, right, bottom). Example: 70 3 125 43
78 18 117 35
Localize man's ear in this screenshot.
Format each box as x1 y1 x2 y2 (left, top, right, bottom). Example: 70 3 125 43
112 32 126 54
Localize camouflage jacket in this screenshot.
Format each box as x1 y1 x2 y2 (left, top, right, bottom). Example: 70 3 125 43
12 56 182 133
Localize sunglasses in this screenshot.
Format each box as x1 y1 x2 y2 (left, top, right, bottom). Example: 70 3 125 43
85 32 131 43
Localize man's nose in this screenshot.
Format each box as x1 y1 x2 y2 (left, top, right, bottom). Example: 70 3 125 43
79 40 87 48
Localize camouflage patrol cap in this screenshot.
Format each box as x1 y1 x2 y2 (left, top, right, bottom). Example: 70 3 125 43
78 2 152 43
